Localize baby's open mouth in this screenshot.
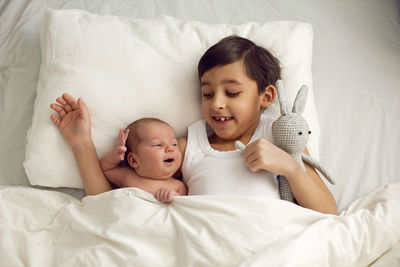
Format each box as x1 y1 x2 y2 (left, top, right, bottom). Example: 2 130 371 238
163 158 174 163
213 116 233 122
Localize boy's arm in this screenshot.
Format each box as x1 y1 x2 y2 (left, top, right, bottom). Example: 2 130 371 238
50 94 112 195
72 141 113 195
243 139 338 215
288 148 338 214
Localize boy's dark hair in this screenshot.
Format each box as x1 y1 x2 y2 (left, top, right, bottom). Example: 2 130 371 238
198 35 281 94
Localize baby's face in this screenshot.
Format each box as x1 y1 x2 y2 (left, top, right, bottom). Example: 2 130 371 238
133 122 181 180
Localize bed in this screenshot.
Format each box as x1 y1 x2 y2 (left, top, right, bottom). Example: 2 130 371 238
1 0 399 266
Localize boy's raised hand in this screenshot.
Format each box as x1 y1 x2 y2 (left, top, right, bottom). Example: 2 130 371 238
50 94 92 148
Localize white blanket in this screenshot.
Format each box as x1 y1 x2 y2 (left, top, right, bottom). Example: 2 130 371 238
1 184 399 266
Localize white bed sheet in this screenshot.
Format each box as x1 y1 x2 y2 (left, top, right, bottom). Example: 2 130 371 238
1 184 399 266
0 0 399 211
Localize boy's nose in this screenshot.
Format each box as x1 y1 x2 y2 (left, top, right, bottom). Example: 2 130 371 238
211 93 225 110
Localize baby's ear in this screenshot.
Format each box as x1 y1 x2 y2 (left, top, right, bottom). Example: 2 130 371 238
127 152 140 169
292 85 308 115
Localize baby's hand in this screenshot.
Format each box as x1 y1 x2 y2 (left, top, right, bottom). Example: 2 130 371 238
100 129 129 171
112 128 129 162
243 138 297 176
155 188 179 203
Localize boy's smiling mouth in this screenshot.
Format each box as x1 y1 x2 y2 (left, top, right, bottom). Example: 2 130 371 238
212 116 233 122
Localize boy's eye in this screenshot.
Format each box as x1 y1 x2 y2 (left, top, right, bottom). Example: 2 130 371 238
172 143 178 146
202 92 213 98
155 144 162 147
226 91 240 97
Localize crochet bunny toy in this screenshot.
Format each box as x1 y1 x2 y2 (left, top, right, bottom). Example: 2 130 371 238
272 80 335 203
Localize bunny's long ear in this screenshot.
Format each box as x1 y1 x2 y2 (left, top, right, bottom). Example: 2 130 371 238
292 85 308 115
276 80 291 116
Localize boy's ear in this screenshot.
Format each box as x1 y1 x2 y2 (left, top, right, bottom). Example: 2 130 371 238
260 85 276 109
127 152 140 169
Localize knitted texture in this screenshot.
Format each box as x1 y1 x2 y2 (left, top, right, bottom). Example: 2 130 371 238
277 175 295 203
272 80 335 203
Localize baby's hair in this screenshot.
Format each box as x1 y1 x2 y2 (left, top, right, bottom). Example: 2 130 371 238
125 118 171 155
198 35 281 94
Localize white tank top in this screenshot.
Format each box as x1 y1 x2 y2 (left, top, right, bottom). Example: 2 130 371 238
182 114 280 198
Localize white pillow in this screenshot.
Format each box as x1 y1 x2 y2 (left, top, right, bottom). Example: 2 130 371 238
24 8 319 188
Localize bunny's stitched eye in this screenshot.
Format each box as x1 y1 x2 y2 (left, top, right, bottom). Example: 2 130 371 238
298 132 303 135
308 131 312 134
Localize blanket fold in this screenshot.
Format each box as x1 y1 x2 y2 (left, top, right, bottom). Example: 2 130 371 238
1 184 399 266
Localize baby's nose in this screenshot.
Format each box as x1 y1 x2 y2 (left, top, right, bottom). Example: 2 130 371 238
165 145 175 152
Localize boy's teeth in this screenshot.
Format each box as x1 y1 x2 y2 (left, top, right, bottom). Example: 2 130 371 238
215 117 231 121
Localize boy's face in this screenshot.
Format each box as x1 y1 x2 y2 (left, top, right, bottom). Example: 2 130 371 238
200 60 275 144
129 122 181 180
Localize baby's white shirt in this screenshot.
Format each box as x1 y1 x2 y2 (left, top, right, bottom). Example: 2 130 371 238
182 114 280 198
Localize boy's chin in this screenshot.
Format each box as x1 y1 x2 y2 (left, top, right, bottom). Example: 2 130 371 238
213 129 238 141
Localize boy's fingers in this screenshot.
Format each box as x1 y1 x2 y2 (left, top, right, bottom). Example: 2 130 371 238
62 93 79 110
77 98 89 121
56 96 73 112
242 141 258 157
50 114 60 126
50 103 66 118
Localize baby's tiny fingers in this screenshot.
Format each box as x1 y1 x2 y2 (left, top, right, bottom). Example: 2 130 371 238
162 191 173 203
155 188 171 203
167 191 178 202
116 146 127 153
155 189 162 201
123 129 129 143
117 129 123 144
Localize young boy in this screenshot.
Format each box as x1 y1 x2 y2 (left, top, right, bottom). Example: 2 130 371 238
99 118 187 203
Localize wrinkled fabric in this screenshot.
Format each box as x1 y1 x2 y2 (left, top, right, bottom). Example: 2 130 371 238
1 184 399 266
